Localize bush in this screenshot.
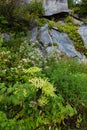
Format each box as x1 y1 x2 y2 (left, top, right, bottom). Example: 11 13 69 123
0 0 44 33
0 0 27 33
43 58 87 129
25 0 44 17
0 32 87 129
0 38 77 130
44 59 87 103
0 0 24 18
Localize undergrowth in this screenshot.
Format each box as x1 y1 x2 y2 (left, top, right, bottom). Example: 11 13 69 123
0 36 87 130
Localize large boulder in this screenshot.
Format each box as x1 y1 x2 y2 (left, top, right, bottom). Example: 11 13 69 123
78 25 87 47
38 24 52 46
28 27 38 42
43 0 69 16
28 24 83 59
50 29 82 58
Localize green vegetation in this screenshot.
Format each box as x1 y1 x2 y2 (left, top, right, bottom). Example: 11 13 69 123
25 0 44 17
0 0 87 130
68 0 74 8
0 32 87 130
76 0 87 15
0 38 75 130
0 0 45 33
68 0 87 16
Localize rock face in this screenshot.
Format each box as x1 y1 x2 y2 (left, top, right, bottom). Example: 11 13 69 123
29 24 82 59
50 29 82 58
43 0 69 16
28 27 38 42
38 24 52 45
78 25 87 47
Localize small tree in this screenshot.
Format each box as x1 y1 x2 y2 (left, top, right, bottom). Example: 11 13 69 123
0 0 20 17
80 0 87 14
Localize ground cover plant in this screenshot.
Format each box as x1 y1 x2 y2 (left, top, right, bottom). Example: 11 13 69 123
0 35 87 130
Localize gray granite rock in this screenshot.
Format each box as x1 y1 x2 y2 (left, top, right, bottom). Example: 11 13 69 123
46 46 58 54
46 46 63 60
2 33 10 41
78 25 87 47
28 27 38 42
43 0 69 16
27 23 85 59
38 24 52 46
50 29 82 58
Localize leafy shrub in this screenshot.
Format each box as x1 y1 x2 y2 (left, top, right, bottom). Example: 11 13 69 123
25 0 44 17
0 58 76 129
0 0 44 33
37 18 48 27
44 58 87 129
73 0 87 16
0 34 87 129
0 37 78 130
0 0 17 17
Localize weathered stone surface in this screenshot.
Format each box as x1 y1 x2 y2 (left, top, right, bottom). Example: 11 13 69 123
28 27 38 42
43 0 68 16
2 33 10 41
38 24 52 46
50 29 82 58
46 46 58 54
27 24 83 59
46 46 64 59
78 25 87 47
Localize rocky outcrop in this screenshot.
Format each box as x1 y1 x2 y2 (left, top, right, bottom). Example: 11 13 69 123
78 25 87 47
29 24 83 59
28 27 38 42
49 29 82 58
43 0 69 16
38 24 52 46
